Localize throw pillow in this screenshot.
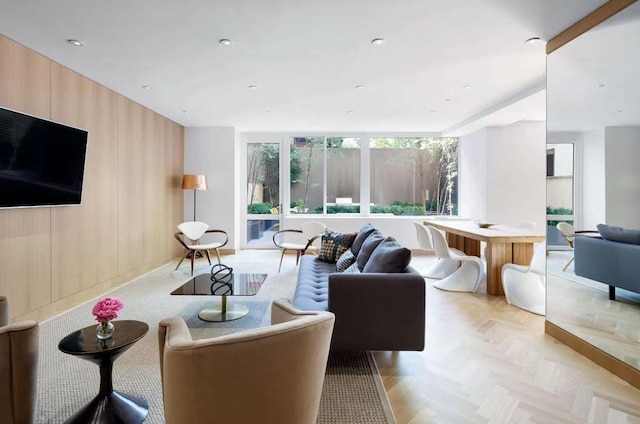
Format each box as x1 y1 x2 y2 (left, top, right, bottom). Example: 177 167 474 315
336 250 356 272
597 223 640 245
318 229 357 263
342 262 361 274
362 237 412 273
350 223 377 256
355 230 385 270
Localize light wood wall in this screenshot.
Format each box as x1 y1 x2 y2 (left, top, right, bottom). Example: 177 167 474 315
0 35 184 322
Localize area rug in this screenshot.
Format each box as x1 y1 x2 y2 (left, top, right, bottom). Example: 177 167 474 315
35 255 396 424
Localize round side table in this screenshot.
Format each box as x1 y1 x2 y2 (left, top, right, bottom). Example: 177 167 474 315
58 320 149 424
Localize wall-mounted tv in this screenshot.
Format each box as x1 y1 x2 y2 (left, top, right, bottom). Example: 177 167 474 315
0 107 88 208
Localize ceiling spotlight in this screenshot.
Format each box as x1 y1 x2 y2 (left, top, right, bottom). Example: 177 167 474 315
616 109 623 113
67 39 85 47
445 98 453 102
265 110 271 114
371 38 385 45
219 39 232 46
592 84 606 89
182 110 189 114
249 85 258 89
346 110 354 114
355 85 365 89
428 110 437 114
142 85 151 90
463 85 472 89
525 37 541 44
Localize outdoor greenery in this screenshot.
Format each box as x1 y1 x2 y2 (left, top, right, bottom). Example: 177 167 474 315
546 206 573 226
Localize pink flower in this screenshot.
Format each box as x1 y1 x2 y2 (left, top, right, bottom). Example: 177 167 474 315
92 297 124 322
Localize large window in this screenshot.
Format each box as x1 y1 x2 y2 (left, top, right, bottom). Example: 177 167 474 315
370 137 458 216
327 137 360 214
289 137 324 214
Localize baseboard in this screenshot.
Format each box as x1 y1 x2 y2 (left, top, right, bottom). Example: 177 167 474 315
219 248 236 255
545 321 640 389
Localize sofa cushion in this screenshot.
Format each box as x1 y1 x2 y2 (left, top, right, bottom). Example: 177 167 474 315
362 237 412 273
597 224 640 245
356 230 385 270
318 229 357 263
350 224 377 256
292 256 335 311
336 250 356 272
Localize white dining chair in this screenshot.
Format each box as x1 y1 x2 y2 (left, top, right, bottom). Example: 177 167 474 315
413 222 461 278
428 227 483 292
502 241 546 315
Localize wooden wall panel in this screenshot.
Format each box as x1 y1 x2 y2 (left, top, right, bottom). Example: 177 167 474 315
0 37 52 318
50 64 119 300
0 35 184 321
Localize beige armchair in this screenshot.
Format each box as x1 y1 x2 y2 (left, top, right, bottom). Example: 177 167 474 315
0 296 39 424
158 299 335 424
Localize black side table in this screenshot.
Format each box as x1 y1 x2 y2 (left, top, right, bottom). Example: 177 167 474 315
58 320 149 424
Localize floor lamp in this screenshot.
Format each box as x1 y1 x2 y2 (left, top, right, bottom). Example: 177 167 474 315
181 174 208 221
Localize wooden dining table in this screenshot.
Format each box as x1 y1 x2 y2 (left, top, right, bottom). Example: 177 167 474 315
423 220 545 295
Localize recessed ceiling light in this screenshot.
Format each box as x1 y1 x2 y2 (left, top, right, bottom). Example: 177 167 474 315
265 110 271 114
445 98 453 102
249 85 258 89
67 39 85 47
182 110 189 114
592 84 606 89
346 110 354 114
371 38 385 45
428 110 437 114
142 85 151 90
355 85 364 89
219 39 232 46
616 109 623 113
463 85 472 89
525 37 541 44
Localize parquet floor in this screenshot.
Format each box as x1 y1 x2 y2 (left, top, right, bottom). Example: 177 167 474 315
374 256 640 424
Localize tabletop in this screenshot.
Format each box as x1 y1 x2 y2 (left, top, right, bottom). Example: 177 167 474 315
171 272 268 296
58 320 149 355
424 220 545 243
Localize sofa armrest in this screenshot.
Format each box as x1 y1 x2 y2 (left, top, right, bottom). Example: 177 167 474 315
328 272 425 351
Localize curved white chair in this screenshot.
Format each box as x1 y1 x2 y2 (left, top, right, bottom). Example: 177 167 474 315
429 227 483 292
273 222 326 272
413 222 460 278
502 241 546 315
174 221 229 275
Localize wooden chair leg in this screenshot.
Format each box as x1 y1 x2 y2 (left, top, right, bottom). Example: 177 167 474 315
296 250 301 266
278 249 287 273
215 249 222 264
175 251 190 270
562 256 575 272
204 250 212 265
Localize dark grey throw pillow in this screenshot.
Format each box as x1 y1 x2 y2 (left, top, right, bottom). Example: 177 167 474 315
597 223 640 245
355 230 384 270
362 237 412 273
350 224 377 256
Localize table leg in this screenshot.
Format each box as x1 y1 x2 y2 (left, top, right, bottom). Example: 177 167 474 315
485 242 511 295
198 296 249 322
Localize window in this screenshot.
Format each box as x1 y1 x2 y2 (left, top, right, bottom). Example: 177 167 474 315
326 137 360 214
246 142 280 214
370 137 458 215
289 137 324 214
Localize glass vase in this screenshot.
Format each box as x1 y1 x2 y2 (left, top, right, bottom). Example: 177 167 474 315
96 320 115 340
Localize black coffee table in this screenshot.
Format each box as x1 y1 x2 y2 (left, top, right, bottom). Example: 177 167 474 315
58 320 149 424
171 272 267 322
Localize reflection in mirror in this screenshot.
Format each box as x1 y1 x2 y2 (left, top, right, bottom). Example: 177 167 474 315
546 1 640 371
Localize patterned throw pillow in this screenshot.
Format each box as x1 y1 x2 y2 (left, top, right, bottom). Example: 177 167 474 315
336 250 356 272
319 229 357 264
342 262 361 274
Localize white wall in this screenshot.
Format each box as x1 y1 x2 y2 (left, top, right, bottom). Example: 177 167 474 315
459 122 546 229
581 128 605 229
184 127 239 249
604 126 640 229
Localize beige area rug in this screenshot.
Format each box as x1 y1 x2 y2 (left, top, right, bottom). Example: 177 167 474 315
35 250 396 424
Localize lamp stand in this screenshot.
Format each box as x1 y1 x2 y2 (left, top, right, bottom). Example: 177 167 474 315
193 189 197 222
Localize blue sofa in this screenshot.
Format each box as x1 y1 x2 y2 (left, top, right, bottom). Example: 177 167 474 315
574 235 640 300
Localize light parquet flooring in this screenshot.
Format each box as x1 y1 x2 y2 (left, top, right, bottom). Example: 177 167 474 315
375 256 640 424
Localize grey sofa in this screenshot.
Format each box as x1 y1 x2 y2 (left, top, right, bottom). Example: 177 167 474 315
291 226 426 351
574 236 640 300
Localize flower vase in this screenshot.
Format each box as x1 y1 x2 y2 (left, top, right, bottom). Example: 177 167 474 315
96 320 115 340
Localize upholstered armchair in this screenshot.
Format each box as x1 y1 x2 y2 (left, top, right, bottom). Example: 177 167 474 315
158 299 335 424
0 296 39 424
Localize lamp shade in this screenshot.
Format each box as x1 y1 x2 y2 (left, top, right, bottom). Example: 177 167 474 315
181 174 208 190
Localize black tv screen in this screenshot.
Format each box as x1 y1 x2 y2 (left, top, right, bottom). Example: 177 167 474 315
0 107 88 208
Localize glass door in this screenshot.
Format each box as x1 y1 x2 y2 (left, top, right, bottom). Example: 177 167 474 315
546 143 575 249
245 142 281 247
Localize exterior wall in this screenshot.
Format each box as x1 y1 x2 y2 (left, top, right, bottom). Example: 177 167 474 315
0 35 184 322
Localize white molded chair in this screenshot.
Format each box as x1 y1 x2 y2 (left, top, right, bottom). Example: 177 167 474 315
174 221 229 276
158 299 335 424
413 222 461 278
429 226 483 292
502 241 546 315
273 222 326 272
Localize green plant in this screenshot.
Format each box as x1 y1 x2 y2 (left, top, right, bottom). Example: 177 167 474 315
546 206 574 226
249 202 272 214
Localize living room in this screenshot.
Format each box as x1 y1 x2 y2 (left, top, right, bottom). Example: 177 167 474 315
1 1 640 423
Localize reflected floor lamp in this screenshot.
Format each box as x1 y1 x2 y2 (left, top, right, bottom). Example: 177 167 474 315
182 174 208 222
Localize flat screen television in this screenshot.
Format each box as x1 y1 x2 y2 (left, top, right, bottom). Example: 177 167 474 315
0 107 88 208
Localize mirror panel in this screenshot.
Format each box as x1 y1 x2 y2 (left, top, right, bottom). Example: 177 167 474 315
546 2 640 371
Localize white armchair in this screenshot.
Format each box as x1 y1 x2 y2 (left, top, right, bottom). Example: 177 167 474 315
273 222 326 272
428 226 483 292
502 241 546 315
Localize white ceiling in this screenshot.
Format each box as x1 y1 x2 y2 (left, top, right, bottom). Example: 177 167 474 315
0 0 609 133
